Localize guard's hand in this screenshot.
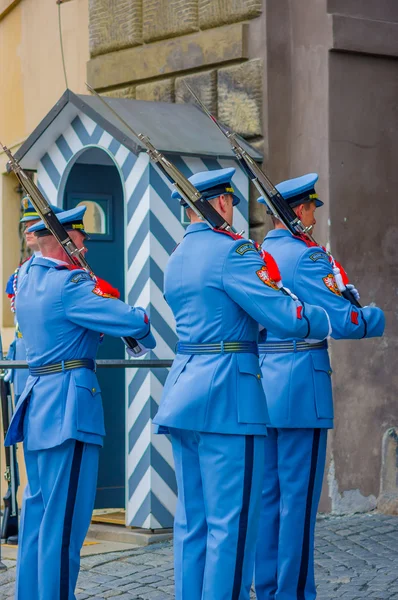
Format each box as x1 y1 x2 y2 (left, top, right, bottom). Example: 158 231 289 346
346 283 360 302
332 266 346 293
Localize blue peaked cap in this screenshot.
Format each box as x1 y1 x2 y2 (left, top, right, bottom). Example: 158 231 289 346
28 205 88 236
257 173 324 209
20 196 62 223
171 168 241 207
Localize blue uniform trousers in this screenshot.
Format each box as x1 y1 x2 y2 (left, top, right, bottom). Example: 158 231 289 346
16 439 100 600
170 429 265 600
255 428 327 600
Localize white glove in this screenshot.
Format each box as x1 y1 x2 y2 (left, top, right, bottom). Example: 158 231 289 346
346 283 360 302
127 343 151 358
3 369 12 383
332 266 346 293
282 286 299 302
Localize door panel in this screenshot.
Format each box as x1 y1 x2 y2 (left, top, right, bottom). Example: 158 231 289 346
64 162 125 509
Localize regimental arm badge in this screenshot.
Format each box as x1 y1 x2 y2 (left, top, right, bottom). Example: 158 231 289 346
256 266 280 291
92 276 121 300
92 285 118 299
322 273 342 296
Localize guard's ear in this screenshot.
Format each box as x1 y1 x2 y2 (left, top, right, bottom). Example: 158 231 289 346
218 194 232 215
294 203 306 219
186 206 195 221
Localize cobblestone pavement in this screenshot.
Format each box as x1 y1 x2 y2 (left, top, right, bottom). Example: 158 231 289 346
0 513 397 599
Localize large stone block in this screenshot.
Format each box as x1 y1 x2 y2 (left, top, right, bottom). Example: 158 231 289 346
103 86 136 99
199 0 262 30
175 70 217 114
89 0 142 58
136 79 174 102
218 59 263 138
88 23 249 90
143 0 198 43
331 14 398 58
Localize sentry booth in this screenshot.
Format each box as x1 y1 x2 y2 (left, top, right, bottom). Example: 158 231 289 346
14 89 261 529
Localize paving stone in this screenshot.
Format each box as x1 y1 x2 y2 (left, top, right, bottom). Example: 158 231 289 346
1 514 398 599
102 591 125 598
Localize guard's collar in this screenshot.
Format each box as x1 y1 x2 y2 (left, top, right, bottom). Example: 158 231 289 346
30 257 68 268
183 222 211 237
264 229 294 241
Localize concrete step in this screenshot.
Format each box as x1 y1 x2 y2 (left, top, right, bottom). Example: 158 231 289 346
87 523 173 546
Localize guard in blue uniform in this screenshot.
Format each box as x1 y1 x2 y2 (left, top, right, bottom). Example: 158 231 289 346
5 205 156 600
254 174 385 600
5 198 62 401
153 168 332 600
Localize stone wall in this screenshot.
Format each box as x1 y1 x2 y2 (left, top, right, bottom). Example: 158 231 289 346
87 0 266 237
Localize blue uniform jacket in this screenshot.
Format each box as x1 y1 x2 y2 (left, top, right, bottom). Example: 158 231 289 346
153 223 330 435
5 257 155 451
5 256 34 395
260 230 385 428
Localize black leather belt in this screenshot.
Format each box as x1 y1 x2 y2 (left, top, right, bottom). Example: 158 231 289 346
29 358 95 376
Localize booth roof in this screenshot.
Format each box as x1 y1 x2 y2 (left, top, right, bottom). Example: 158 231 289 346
14 89 263 169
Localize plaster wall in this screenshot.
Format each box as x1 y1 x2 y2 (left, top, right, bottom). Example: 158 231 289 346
0 0 89 148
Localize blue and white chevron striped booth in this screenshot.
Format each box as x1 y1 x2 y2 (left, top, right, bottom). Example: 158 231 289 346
14 90 262 529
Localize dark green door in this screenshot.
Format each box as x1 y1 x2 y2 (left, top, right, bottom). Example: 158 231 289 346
64 160 125 509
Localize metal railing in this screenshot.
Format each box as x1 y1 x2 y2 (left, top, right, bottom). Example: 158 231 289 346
0 360 173 369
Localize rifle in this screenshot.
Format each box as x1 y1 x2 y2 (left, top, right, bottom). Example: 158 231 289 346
0 334 19 544
86 84 242 236
86 84 291 294
184 83 361 309
0 142 142 355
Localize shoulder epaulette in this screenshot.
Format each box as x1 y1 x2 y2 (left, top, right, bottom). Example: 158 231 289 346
55 264 85 272
213 229 242 241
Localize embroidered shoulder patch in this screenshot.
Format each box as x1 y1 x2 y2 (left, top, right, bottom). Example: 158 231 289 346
70 273 92 284
236 242 256 256
323 273 342 296
309 251 329 262
256 266 280 291
92 285 118 299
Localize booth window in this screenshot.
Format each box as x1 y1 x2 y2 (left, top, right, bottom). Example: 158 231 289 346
67 193 113 241
180 205 190 227
76 200 106 234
